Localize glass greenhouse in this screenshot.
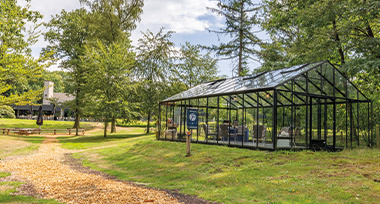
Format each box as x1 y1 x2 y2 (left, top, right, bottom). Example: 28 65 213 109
158 61 373 151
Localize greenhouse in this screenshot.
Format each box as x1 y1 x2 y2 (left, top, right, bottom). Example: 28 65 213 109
158 61 373 151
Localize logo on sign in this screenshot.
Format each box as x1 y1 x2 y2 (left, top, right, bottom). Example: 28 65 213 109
187 109 198 129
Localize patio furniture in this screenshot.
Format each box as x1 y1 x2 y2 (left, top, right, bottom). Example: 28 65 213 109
235 126 249 142
220 124 230 141
165 122 178 140
277 127 298 147
253 125 266 142
202 124 218 140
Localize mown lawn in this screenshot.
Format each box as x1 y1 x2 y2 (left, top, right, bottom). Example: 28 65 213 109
0 118 96 130
59 128 380 204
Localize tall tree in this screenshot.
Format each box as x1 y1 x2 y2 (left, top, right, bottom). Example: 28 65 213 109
0 0 53 107
177 42 219 89
261 0 380 127
206 0 261 76
81 0 144 133
81 39 135 137
135 28 178 133
44 8 91 135
80 0 143 44
261 0 348 68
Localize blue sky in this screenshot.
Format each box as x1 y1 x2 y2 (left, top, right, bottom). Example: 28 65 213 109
26 0 265 77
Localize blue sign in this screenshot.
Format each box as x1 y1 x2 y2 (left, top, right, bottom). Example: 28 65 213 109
187 109 198 129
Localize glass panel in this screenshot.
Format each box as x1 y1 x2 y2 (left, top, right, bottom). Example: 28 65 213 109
347 83 357 100
162 62 326 102
334 70 347 98
321 63 334 97
336 103 347 148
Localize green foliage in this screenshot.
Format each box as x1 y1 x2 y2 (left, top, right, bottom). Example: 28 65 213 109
206 0 261 76
0 105 15 118
116 120 156 127
0 0 53 106
44 8 91 129
80 0 144 44
177 42 219 89
135 28 182 131
82 39 136 136
260 0 380 124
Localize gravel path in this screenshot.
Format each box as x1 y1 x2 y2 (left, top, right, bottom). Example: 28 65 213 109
0 136 180 204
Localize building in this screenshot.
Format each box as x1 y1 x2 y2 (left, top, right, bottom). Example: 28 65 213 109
13 81 74 119
158 61 373 151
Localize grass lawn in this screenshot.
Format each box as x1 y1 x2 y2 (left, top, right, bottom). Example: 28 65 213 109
0 118 96 130
59 128 380 204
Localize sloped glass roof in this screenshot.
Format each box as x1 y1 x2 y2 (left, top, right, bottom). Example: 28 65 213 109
162 61 367 102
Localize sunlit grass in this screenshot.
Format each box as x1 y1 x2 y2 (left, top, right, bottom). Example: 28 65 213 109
63 127 380 204
0 118 96 130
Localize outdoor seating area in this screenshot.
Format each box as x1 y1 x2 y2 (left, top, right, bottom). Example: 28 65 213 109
1 128 85 135
158 61 373 151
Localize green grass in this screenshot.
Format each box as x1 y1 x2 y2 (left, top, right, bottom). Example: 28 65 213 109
60 128 380 204
0 118 96 130
0 172 61 203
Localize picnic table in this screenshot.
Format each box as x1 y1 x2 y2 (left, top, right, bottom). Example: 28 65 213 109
1 128 84 135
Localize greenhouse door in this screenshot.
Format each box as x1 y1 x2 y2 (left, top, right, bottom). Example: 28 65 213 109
309 97 329 150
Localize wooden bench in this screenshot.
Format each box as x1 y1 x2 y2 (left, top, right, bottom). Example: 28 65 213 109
1 128 85 135
1 128 11 134
67 129 85 135
46 129 85 135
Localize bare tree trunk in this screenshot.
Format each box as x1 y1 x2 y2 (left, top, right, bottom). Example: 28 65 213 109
104 117 108 137
332 20 345 65
73 108 80 136
147 113 151 133
111 116 116 133
238 1 244 76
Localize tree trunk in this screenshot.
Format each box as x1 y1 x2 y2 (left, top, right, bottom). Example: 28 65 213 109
238 1 244 76
73 108 80 136
104 117 108 137
111 116 116 133
332 20 345 65
147 113 151 133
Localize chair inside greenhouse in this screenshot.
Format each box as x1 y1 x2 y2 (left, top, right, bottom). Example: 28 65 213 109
158 61 373 151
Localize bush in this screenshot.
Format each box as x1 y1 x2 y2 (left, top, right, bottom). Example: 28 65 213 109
116 119 156 127
0 105 16 118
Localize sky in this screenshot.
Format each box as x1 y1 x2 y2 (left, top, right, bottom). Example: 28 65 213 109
25 0 265 77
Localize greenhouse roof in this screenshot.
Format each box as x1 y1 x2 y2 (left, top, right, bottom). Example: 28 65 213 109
162 61 368 103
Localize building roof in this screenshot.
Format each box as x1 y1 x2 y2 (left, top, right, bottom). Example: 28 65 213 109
53 93 75 103
161 61 368 103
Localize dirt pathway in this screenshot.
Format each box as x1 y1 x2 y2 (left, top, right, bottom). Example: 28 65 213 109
0 136 180 204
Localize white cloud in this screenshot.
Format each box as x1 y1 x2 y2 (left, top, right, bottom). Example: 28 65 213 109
138 0 219 33
21 0 225 72
131 0 222 44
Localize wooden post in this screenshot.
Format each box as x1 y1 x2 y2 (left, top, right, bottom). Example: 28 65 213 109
376 125 379 148
186 130 191 157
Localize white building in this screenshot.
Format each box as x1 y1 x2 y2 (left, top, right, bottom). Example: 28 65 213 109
43 81 74 105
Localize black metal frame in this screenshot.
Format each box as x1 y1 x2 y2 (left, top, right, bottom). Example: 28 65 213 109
158 61 372 151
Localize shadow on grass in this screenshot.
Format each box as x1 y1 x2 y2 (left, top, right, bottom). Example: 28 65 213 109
59 133 153 144
4 135 44 144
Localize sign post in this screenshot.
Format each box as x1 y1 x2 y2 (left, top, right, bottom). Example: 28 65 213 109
186 109 198 157
186 131 191 157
